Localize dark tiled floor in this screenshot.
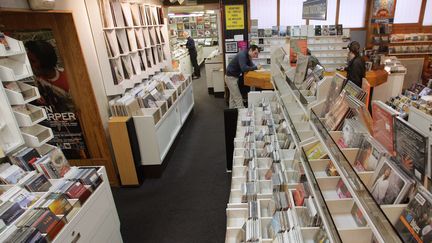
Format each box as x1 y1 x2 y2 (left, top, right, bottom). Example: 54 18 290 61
112 68 230 243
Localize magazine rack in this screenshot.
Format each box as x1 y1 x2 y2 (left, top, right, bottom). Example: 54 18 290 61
85 0 172 96
133 75 194 168
0 166 122 243
265 47 408 242
0 35 53 151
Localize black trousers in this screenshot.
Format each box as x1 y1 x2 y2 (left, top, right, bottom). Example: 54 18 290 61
189 52 200 77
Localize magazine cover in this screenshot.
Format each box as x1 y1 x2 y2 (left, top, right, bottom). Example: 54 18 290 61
336 178 352 199
395 187 432 243
353 137 385 172
393 117 429 181
369 158 412 204
372 101 397 155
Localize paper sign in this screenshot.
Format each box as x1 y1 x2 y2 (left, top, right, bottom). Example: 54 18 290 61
225 5 245 30
234 35 244 41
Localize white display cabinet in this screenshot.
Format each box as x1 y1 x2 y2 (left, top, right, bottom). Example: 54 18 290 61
307 35 350 72
133 76 194 166
85 0 172 96
0 35 53 152
0 166 122 243
266 47 408 242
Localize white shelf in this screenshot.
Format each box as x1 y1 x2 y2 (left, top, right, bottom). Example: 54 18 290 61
20 123 54 148
0 55 33 81
0 36 27 57
12 104 47 127
0 83 24 154
133 75 194 165
4 82 40 105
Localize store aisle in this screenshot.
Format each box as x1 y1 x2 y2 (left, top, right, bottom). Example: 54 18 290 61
112 67 231 243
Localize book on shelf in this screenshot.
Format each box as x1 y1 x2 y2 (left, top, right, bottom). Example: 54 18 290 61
3 226 44 243
130 3 141 26
264 28 272 38
293 182 310 206
36 193 73 216
325 161 339 176
323 90 350 131
393 116 429 182
9 147 40 172
272 26 279 36
120 2 133 27
0 164 26 184
372 101 398 155
279 26 287 37
0 201 25 225
369 157 414 205
336 119 367 149
22 173 52 192
320 74 346 117
305 143 327 160
336 178 352 199
314 25 321 36
395 186 432 243
351 203 367 227
110 1 125 27
353 136 386 172
99 0 114 27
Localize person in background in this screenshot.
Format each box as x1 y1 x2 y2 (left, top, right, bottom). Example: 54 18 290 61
183 31 200 79
345 41 365 87
225 44 260 109
307 48 321 69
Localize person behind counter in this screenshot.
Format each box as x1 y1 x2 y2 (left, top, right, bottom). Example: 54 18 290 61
182 31 200 79
345 41 365 87
225 44 261 109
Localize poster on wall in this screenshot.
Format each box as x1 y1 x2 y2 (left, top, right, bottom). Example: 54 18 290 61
225 5 245 30
372 0 396 20
8 30 89 160
302 0 327 20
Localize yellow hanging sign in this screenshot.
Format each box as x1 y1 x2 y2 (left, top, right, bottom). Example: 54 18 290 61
225 5 245 30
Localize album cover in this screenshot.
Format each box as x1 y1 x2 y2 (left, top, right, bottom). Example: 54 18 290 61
393 117 428 181
320 74 346 117
336 119 367 149
372 101 398 155
353 137 385 172
369 158 413 204
325 161 339 176
264 28 272 37
351 203 367 227
305 143 327 160
324 91 350 131
336 178 352 199
395 187 432 243
314 25 321 36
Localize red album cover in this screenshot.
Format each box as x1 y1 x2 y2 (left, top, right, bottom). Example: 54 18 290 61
372 102 395 155
293 184 306 206
66 182 92 204
336 179 352 199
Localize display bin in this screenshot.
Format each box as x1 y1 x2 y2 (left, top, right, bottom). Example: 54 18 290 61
12 104 47 127
20 124 54 147
0 36 27 57
4 82 40 105
316 176 348 200
141 107 161 125
226 208 248 229
0 55 33 81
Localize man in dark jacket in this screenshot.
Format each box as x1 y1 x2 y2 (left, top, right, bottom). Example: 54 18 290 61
183 31 200 79
345 41 365 87
225 44 260 108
